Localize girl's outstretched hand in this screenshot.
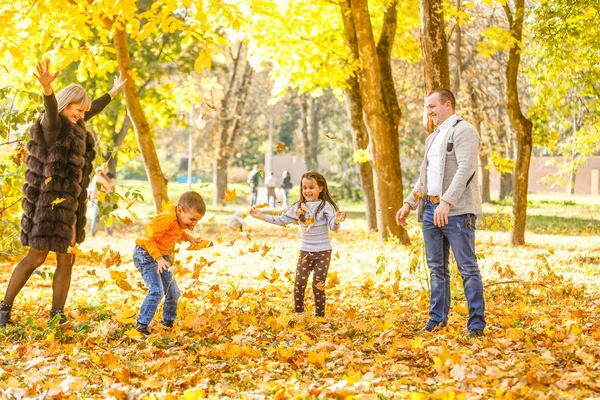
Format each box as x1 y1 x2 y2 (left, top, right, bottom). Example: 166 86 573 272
108 72 127 99
249 207 264 220
33 60 59 95
334 211 347 224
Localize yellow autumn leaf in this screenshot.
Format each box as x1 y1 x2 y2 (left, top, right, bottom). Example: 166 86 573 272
223 189 237 203
115 309 137 324
161 199 174 210
276 142 285 153
307 351 327 366
51 197 66 209
261 245 271 257
186 240 214 251
44 177 52 184
305 217 315 233
343 370 361 385
124 328 143 339
67 244 81 255
97 191 106 202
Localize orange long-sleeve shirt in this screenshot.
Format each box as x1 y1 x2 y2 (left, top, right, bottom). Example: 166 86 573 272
136 206 186 260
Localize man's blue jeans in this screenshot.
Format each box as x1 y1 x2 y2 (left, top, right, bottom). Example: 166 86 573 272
133 245 180 328
422 200 486 331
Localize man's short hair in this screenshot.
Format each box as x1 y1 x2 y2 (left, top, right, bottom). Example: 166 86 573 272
178 191 206 215
428 88 456 110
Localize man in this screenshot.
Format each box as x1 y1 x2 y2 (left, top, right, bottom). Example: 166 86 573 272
247 165 260 207
396 89 485 338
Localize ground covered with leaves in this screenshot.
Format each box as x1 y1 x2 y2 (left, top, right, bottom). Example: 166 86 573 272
1 200 599 399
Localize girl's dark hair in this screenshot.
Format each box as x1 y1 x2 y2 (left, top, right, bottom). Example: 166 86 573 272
293 171 339 221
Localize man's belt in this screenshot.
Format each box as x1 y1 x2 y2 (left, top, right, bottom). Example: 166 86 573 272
427 195 441 204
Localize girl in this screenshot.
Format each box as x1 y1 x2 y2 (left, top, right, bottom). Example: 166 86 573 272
250 171 346 318
0 60 126 327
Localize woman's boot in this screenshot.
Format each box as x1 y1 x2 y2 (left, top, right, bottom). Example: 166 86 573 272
50 309 67 325
0 301 12 327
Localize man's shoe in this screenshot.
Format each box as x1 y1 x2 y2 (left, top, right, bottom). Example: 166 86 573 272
0 301 12 327
49 309 67 325
136 324 151 336
162 321 174 328
469 329 485 338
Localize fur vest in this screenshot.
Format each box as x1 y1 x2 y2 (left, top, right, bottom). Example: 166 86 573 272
20 115 96 253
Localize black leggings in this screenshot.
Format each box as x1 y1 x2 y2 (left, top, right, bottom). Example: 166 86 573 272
294 249 332 317
2 248 75 310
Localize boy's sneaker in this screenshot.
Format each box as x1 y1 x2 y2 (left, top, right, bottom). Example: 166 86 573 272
0 301 12 327
469 329 485 338
136 324 151 336
49 309 67 325
162 321 174 328
421 322 445 332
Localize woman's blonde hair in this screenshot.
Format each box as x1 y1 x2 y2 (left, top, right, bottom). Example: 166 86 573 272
55 84 91 113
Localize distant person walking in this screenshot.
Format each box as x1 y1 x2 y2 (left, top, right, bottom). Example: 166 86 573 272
281 170 293 208
247 165 261 207
266 172 279 208
89 167 115 237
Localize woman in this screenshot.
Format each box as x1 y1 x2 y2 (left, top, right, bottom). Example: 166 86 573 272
0 60 126 327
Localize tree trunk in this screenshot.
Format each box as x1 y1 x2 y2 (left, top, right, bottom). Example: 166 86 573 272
339 0 377 231
500 172 513 201
451 0 462 94
104 114 133 176
213 157 228 205
420 0 451 93
568 169 576 195
479 144 491 203
300 94 317 171
113 27 168 212
309 97 319 170
468 91 490 203
213 43 253 206
350 0 409 244
472 113 491 204
504 0 533 245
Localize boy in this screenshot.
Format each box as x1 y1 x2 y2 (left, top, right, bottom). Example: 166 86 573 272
133 191 206 335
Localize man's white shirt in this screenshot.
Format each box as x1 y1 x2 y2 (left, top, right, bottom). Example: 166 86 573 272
426 114 458 196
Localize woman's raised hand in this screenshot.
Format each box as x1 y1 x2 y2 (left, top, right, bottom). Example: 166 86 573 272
33 60 59 95
108 72 127 99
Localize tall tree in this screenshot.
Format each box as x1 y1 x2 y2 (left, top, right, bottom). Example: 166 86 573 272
113 27 169 212
503 0 533 245
338 0 377 231
420 0 451 95
350 0 409 243
299 94 319 171
213 42 253 206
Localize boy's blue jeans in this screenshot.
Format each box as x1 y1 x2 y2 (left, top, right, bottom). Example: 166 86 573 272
133 245 180 328
422 200 486 331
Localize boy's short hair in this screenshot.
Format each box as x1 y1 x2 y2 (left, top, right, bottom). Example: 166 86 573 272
178 191 206 215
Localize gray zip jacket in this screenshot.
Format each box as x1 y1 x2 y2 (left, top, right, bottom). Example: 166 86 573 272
405 116 483 222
